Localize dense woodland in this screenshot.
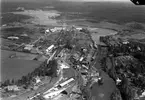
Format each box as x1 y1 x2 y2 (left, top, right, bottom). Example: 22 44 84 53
100 36 145 100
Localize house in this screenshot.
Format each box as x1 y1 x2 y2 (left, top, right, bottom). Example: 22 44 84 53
35 76 41 84
76 27 82 31
45 29 50 33
122 41 129 44
116 78 122 85
140 91 145 98
6 85 20 91
79 57 84 62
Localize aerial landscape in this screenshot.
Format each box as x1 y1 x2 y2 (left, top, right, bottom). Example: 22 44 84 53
0 0 145 100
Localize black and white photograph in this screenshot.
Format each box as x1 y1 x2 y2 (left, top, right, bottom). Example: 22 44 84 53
0 0 145 100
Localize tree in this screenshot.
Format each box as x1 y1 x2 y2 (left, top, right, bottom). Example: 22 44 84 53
11 79 15 85
47 60 58 77
3 79 10 86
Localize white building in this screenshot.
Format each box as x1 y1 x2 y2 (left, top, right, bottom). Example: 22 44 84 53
137 46 141 51
79 57 84 62
2 24 7 27
7 36 19 40
82 65 88 70
6 85 20 91
43 88 66 99
46 45 54 53
21 33 28 37
50 27 65 32
47 51 56 64
59 78 74 87
35 76 41 84
43 78 74 99
94 42 98 49
116 78 122 85
45 29 50 33
76 27 82 31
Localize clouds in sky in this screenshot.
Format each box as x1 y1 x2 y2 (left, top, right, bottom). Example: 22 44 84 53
60 0 130 2
3 0 130 2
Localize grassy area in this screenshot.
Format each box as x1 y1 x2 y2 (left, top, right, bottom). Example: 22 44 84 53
1 50 42 82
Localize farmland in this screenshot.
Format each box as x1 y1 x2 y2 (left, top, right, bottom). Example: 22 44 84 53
1 50 42 82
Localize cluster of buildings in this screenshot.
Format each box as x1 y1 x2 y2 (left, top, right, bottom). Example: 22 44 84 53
45 26 83 34
45 27 66 33
27 77 75 100
43 78 74 99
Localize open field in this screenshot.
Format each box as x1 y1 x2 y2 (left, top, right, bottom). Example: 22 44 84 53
1 50 38 61
1 50 42 82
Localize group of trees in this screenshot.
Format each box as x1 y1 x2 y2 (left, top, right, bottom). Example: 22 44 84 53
1 79 15 87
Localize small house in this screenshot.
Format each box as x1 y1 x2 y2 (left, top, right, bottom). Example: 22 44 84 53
6 85 20 91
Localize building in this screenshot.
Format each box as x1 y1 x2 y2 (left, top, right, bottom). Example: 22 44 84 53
59 78 74 87
2 24 7 27
45 28 50 33
7 36 19 40
24 44 34 51
122 41 129 44
46 45 54 54
6 85 20 91
16 7 25 11
76 27 83 31
43 88 67 99
21 33 28 37
82 65 88 70
43 78 74 99
35 76 41 84
47 51 56 64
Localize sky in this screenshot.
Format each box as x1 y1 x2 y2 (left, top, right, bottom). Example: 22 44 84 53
2 0 130 2
61 0 130 2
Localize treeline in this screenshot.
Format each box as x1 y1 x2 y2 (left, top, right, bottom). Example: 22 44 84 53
1 59 58 88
